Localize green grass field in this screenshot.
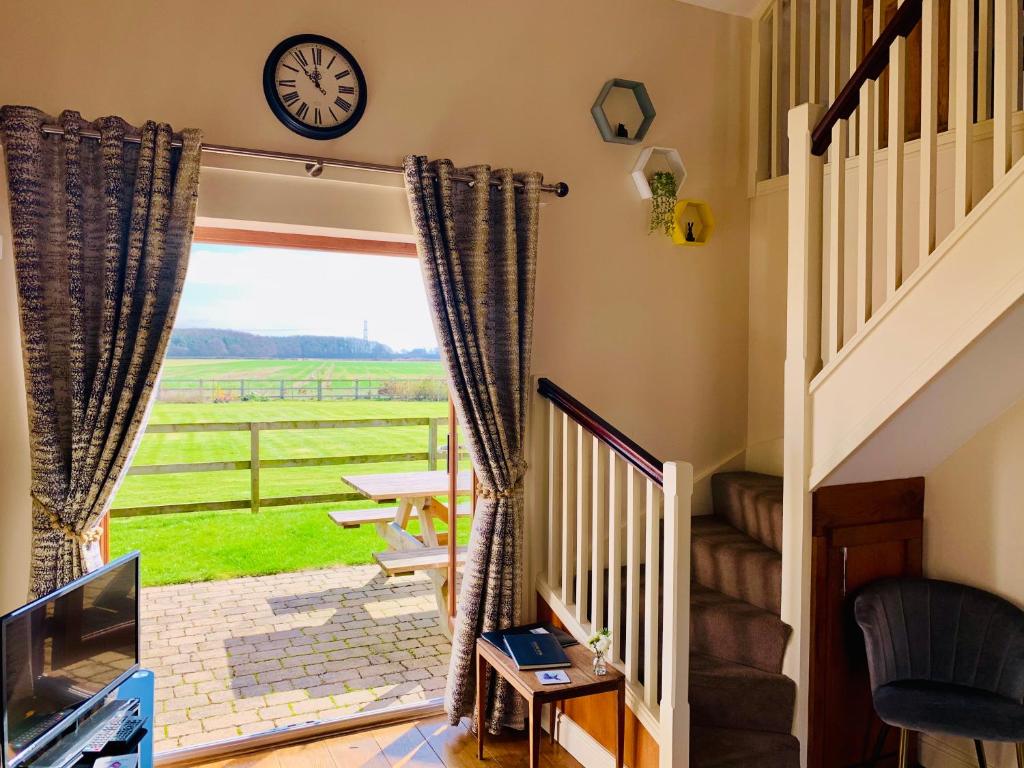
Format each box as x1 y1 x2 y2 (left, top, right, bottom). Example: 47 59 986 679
110 373 470 588
162 358 445 381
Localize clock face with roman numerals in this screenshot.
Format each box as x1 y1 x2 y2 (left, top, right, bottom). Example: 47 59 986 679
262 34 367 140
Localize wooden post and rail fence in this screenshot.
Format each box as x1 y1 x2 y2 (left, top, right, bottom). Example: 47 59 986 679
110 416 462 518
155 377 449 403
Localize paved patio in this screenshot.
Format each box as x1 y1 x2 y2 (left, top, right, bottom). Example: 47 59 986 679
141 566 451 751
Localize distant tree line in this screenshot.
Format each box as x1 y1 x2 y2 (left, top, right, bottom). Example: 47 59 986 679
167 328 441 360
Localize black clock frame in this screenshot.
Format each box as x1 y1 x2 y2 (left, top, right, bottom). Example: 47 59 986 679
262 33 368 140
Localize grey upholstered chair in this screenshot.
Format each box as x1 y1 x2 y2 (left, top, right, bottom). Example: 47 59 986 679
855 578 1024 768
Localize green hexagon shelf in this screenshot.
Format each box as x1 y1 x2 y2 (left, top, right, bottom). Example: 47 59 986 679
672 200 715 246
591 78 656 145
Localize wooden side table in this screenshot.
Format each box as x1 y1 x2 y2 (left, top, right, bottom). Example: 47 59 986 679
475 638 625 768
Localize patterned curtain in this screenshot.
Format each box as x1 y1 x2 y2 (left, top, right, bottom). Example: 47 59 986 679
1 106 202 598
404 156 540 733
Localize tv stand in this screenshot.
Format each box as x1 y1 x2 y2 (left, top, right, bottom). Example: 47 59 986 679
23 699 142 768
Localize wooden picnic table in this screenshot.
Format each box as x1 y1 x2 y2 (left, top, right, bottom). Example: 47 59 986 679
336 469 472 631
344 469 471 502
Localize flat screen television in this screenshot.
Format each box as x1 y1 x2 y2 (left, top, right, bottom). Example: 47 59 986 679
1 552 140 768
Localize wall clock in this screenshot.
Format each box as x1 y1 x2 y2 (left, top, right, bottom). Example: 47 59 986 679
262 33 367 140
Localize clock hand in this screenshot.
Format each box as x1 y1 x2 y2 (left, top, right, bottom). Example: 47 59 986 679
311 69 327 95
296 63 327 96
292 59 318 85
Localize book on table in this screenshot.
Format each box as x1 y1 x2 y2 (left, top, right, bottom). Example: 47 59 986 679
502 632 571 671
479 622 578 657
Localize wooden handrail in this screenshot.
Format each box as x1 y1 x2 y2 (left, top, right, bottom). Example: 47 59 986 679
811 0 923 156
537 377 663 486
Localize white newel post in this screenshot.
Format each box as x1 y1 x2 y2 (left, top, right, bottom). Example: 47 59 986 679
659 461 693 768
783 102 824 768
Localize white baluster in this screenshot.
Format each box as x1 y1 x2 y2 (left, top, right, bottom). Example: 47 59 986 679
994 0 1019 180
809 0 821 103
643 480 662 709
625 467 643 684
591 438 608 636
607 453 625 665
857 77 875 328
919 0 939 262
575 427 592 628
979 0 992 121
546 401 563 589
954 0 975 224
560 415 577 608
849 0 864 155
887 0 907 297
826 0 846 359
772 0 784 177
790 0 801 108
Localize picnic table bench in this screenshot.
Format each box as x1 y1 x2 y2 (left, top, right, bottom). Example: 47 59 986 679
327 501 472 530
331 469 472 628
375 546 469 576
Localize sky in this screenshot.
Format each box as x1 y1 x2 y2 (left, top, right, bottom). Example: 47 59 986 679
176 244 439 352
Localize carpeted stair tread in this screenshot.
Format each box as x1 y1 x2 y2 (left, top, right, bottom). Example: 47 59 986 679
690 583 791 674
691 725 801 768
689 652 796 734
692 515 783 615
712 471 784 553
554 469 796 765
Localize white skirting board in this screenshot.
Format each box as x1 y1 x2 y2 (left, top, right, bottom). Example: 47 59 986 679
543 704 617 768
920 733 1020 768
541 717 1022 768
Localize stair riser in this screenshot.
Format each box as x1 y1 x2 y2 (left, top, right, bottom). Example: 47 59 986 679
690 677 796 735
691 536 783 615
712 472 784 553
690 602 790 674
691 726 801 768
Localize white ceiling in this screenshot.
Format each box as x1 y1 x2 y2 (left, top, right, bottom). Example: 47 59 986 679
674 0 763 18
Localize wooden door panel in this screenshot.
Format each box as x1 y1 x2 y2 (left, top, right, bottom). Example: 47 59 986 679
808 478 924 767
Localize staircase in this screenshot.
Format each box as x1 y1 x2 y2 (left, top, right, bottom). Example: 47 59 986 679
534 379 802 767
783 0 1024 755
690 472 798 767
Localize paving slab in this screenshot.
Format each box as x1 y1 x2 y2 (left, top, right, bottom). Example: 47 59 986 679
141 565 449 752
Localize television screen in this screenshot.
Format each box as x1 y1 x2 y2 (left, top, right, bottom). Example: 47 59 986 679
1 553 139 767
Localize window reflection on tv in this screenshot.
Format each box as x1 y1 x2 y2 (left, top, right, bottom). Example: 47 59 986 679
2 554 139 766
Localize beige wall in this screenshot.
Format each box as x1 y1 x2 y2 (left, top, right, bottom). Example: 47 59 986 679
0 1 752 611
921 397 1024 768
746 181 787 475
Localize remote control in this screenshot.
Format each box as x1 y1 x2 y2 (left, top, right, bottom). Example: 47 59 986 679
81 716 147 756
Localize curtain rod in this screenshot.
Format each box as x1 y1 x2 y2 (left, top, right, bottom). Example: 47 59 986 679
37 124 570 197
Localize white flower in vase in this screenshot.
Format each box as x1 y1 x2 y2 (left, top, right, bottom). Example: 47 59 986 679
588 628 611 675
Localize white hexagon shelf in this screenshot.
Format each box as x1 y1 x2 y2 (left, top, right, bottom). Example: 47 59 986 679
631 147 687 199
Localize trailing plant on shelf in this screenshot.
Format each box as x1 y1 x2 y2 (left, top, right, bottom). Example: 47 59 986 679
648 171 677 237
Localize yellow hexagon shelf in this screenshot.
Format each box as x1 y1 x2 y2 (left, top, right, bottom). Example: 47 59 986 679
672 199 714 246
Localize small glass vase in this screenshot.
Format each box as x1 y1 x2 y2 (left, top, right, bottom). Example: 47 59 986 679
591 650 607 676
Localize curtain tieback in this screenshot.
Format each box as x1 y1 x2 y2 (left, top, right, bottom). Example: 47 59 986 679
477 460 529 500
33 495 103 545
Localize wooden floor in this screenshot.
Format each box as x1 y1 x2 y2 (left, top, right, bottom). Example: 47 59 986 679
192 715 583 768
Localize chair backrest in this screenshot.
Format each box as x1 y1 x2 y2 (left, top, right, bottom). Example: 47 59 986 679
854 578 1024 701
